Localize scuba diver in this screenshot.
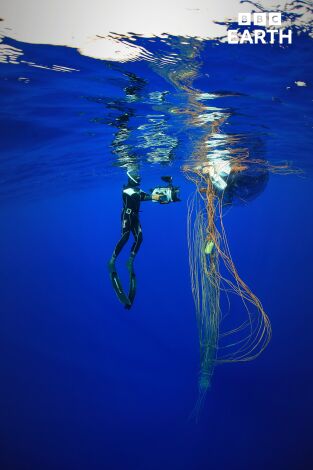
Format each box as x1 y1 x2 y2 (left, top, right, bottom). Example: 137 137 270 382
108 170 180 309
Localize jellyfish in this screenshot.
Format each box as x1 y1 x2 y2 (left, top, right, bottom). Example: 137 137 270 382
183 142 301 417
149 36 300 415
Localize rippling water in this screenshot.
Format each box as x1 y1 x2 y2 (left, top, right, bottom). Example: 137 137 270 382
1 33 312 202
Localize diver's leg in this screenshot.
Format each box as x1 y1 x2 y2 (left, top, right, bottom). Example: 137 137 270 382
124 216 141 308
115 214 132 257
130 216 143 256
108 214 132 308
127 216 143 271
109 214 130 271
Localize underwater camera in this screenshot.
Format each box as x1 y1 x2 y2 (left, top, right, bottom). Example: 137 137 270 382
151 176 181 204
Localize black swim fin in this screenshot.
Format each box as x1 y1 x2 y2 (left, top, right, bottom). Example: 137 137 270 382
126 253 135 273
109 270 132 308
124 269 136 310
108 256 116 274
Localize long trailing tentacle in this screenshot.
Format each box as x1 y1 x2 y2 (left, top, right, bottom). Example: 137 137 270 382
184 157 299 416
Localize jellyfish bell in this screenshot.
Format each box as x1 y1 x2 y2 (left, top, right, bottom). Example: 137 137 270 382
224 162 270 205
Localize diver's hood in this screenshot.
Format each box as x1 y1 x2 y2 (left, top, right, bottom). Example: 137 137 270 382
127 170 141 186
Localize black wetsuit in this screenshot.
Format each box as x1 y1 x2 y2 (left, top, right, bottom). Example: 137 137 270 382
113 185 151 258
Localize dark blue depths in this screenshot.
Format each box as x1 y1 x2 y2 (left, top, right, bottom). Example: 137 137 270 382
0 35 313 469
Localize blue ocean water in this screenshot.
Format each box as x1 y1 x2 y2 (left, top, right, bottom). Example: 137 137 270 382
1 32 313 469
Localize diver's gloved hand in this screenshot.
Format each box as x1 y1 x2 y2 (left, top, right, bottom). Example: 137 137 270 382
152 192 170 204
151 193 162 202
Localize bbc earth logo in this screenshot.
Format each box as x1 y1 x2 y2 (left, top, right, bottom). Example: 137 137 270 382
228 12 292 44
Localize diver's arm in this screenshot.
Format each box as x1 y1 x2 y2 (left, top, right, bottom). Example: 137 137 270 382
139 189 155 201
140 190 162 202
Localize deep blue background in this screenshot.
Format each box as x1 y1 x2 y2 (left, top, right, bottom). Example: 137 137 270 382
0 34 313 469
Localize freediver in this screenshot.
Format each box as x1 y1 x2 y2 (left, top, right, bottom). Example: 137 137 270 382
108 170 180 309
